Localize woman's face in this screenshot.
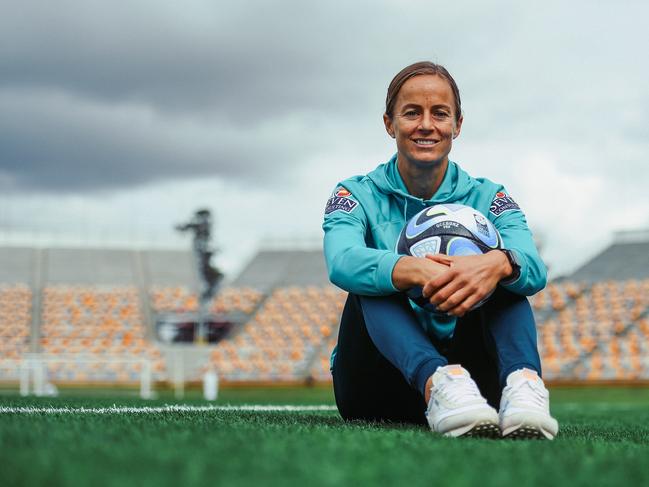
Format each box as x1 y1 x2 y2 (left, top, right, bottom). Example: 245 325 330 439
383 74 462 169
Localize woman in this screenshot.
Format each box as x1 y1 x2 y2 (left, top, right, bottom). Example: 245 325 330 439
323 61 558 439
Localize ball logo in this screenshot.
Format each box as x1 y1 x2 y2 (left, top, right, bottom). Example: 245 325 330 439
474 213 490 237
405 209 440 239
409 236 441 258
437 221 460 229
426 209 447 218
335 187 351 197
496 191 506 198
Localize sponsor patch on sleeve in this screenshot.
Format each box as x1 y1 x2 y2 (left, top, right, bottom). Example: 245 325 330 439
324 187 359 214
489 191 521 216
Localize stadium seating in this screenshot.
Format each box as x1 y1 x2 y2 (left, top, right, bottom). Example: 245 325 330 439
150 286 263 315
309 335 338 382
536 279 649 380
0 284 31 380
39 285 166 382
208 285 346 381
27 277 648 384
3 242 649 387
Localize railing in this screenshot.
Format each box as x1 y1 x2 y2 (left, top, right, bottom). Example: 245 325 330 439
17 353 154 399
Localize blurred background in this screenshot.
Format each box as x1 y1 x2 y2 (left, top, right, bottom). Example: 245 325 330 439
1 0 648 398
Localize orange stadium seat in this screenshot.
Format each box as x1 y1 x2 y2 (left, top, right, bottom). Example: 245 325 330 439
207 285 346 382
0 284 32 380
39 285 167 383
6 274 648 386
536 278 649 381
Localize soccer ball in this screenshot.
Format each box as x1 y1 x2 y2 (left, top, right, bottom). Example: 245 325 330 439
396 203 503 313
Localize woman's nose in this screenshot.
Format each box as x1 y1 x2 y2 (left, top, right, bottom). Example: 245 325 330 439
419 113 434 131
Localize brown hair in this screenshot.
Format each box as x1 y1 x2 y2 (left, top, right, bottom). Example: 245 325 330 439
385 61 462 123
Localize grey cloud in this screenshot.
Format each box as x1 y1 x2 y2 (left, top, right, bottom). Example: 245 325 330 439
0 0 465 193
1 0 500 117
2 0 648 193
1 1 392 117
0 88 329 192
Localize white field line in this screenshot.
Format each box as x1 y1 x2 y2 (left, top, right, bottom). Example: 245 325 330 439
0 404 338 414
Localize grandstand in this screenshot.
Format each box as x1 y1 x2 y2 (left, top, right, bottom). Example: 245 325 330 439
1 230 649 393
0 247 196 388
0 246 337 391
533 230 649 381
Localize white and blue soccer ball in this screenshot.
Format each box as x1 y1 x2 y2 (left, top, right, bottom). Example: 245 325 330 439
396 203 503 313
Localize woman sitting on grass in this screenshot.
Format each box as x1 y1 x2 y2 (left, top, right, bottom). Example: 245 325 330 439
323 61 558 439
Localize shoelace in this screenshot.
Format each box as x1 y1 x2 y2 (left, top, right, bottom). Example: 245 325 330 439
506 379 547 409
436 374 485 404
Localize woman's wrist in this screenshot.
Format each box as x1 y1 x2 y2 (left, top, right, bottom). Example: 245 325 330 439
392 256 420 290
488 250 513 280
392 255 449 291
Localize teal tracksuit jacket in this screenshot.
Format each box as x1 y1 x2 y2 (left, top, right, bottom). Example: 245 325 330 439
323 154 547 341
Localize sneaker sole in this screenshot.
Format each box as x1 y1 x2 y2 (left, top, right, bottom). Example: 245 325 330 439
501 422 556 440
445 420 501 439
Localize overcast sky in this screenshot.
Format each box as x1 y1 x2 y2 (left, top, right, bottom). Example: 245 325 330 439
1 0 648 278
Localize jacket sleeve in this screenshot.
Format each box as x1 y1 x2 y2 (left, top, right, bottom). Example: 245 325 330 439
322 189 401 296
490 188 547 296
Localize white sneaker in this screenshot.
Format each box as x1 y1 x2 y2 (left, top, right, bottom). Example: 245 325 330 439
499 368 559 440
426 365 500 438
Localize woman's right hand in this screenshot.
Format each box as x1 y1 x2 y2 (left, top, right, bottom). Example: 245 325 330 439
391 255 450 291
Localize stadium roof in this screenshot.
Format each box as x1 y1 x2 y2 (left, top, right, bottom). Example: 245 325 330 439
569 230 649 281
0 246 196 286
232 249 329 291
0 245 331 290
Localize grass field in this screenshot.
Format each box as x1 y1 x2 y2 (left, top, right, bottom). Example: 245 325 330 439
3 386 649 487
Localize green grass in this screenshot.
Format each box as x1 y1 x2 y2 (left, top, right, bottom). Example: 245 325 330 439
2 387 649 487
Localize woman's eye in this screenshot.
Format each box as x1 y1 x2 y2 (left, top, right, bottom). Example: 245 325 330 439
434 111 449 118
404 110 418 118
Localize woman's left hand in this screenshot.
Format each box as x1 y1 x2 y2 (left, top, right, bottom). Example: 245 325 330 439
421 251 513 317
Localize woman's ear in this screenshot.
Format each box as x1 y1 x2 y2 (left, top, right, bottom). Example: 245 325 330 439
383 113 395 138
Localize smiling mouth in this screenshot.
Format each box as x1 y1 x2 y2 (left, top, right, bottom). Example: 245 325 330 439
413 139 439 146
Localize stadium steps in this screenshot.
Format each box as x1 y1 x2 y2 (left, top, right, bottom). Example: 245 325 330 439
300 331 335 381
30 249 46 353
220 294 270 341
155 293 271 382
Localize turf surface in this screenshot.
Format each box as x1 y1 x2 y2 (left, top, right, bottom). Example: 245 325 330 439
2 387 649 487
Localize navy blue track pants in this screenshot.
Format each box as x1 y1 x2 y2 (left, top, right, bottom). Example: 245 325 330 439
332 287 541 425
